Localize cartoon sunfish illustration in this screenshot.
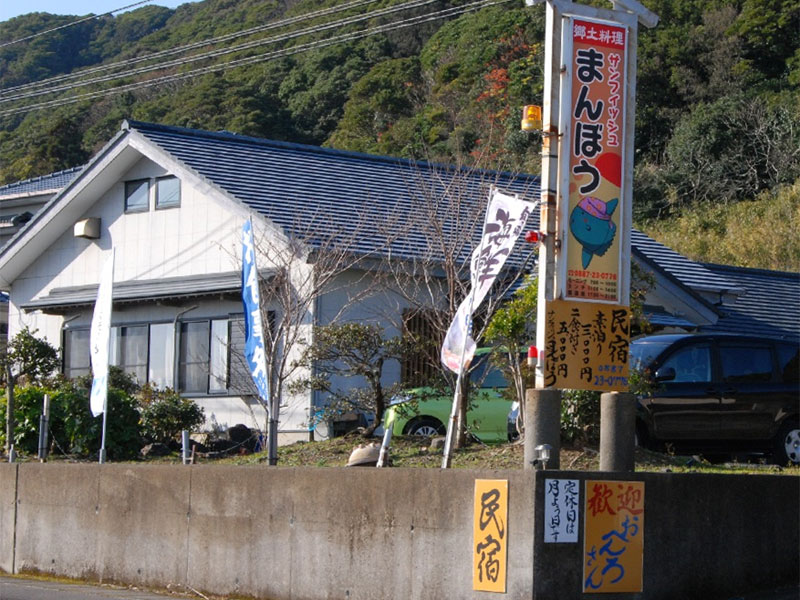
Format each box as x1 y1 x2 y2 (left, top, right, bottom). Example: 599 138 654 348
569 196 618 269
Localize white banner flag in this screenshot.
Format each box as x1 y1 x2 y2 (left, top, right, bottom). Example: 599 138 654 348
441 189 534 373
90 249 115 417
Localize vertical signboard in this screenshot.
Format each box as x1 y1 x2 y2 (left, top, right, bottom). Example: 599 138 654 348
583 480 645 593
564 18 628 303
473 479 508 592
544 479 580 543
543 299 629 390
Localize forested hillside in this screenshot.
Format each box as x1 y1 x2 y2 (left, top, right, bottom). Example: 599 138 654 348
1 0 797 269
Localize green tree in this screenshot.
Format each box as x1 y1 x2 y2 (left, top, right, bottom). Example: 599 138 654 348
290 323 406 437
1 328 60 454
484 275 537 431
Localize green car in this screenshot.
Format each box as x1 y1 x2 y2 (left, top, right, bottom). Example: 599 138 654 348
383 353 514 443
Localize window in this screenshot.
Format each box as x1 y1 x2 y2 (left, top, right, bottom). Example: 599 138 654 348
227 314 275 396
777 343 799 384
155 176 180 209
177 319 229 394
209 319 229 393
148 323 174 389
661 344 711 383
401 309 440 387
63 328 90 378
720 345 773 383
124 179 149 212
62 316 238 394
110 325 148 384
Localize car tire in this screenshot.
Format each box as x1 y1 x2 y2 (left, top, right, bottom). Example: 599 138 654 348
405 417 445 437
773 419 800 466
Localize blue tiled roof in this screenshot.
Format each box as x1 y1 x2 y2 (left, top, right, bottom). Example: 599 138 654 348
0 167 84 198
631 230 740 295
114 122 796 339
699 263 799 341
127 120 541 266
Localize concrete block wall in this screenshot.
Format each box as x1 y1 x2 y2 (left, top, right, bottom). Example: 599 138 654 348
0 464 16 574
0 463 797 600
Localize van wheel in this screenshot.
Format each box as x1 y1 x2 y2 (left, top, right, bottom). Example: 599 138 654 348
773 420 800 466
405 417 445 437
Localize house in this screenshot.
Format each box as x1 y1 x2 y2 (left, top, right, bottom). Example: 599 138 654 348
0 120 539 440
0 121 796 441
0 167 83 247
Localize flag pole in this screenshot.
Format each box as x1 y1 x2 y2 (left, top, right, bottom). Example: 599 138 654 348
99 397 109 464
441 188 497 469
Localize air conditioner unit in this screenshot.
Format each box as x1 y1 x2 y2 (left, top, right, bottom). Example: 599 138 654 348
74 218 100 239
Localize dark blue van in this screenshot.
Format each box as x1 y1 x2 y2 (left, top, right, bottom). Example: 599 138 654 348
630 333 799 465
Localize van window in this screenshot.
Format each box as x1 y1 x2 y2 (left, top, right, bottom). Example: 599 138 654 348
777 343 799 383
719 345 773 383
660 344 711 383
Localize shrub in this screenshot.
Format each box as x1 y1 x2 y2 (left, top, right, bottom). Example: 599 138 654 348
561 389 600 445
138 384 205 444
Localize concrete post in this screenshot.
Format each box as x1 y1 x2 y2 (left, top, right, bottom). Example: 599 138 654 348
524 388 561 470
599 392 636 472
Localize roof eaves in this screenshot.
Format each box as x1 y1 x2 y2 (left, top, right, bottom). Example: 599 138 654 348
0 129 129 259
631 245 719 314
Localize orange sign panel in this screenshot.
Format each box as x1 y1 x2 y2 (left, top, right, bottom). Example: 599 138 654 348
544 299 630 391
583 480 645 593
565 18 628 303
473 479 508 592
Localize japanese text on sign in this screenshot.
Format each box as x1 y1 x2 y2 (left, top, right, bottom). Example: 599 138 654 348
544 299 629 391
545 479 580 543
473 479 508 592
583 480 645 593
565 18 627 303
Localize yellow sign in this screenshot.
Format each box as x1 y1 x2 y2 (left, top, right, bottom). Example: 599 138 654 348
473 479 508 592
543 299 629 391
583 480 645 593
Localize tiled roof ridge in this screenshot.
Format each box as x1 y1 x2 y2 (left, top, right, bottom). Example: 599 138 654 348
123 119 532 182
702 261 800 278
0 165 84 194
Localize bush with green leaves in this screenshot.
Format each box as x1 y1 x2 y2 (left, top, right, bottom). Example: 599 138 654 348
561 389 601 445
2 364 205 459
1 370 142 459
138 384 205 444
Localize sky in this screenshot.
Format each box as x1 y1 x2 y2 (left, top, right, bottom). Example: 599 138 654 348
1 0 199 24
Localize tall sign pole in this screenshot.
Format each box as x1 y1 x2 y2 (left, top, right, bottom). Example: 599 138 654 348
525 0 657 470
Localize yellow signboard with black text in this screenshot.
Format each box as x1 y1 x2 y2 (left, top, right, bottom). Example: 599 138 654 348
543 299 629 391
583 480 645 593
473 479 508 592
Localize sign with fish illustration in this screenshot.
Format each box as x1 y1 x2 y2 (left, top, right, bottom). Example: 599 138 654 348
563 18 628 303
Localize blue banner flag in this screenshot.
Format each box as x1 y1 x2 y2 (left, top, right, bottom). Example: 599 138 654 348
242 219 270 402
